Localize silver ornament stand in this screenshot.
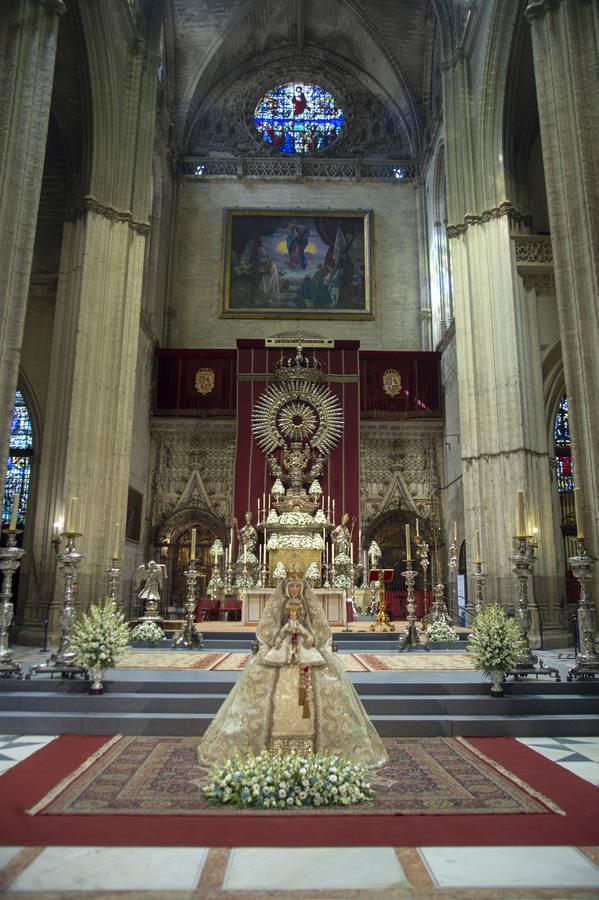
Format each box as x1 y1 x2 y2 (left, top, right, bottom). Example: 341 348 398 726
417 538 430 628
107 557 121 609
173 559 203 648
28 533 87 679
0 529 25 677
448 536 458 622
567 539 599 681
399 564 425 650
431 581 450 624
472 559 487 617
507 535 560 682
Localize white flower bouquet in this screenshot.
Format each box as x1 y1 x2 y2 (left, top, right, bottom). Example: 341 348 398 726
279 511 314 526
266 508 279 524
236 571 255 589
273 561 287 580
335 551 350 565
268 534 317 549
426 620 458 642
308 480 322 497
271 478 285 497
69 598 130 670
333 573 351 590
467 604 527 677
202 750 373 809
305 562 320 582
314 509 327 524
130 620 165 644
210 539 224 559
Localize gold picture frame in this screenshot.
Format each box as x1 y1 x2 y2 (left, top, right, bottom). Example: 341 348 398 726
221 209 373 319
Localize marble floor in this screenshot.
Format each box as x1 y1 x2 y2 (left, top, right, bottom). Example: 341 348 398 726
0 735 598 898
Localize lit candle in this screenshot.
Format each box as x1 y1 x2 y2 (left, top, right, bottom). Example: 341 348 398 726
405 523 411 561
415 518 420 537
67 496 79 534
190 527 197 561
475 529 481 564
9 493 19 530
453 520 457 542
574 487 585 540
517 490 526 537
112 522 120 560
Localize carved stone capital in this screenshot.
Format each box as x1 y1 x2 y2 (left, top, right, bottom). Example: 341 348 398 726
39 0 67 15
525 0 563 23
66 195 150 235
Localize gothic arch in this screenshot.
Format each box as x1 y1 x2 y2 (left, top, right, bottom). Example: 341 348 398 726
155 505 226 547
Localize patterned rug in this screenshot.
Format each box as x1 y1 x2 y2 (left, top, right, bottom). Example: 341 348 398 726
29 735 562 818
115 651 472 672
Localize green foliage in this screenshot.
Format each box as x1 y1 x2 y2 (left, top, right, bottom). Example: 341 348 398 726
69 598 130 670
467 604 527 677
203 749 373 809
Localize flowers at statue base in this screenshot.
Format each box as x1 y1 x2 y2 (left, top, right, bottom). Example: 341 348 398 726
272 561 287 580
426 620 458 642
202 750 373 809
69 598 130 670
304 562 320 582
467 604 527 677
130 620 165 644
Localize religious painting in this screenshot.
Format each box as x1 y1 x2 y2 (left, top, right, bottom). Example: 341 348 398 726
222 210 373 319
126 487 143 543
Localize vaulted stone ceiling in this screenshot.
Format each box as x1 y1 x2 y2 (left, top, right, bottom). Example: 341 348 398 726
169 0 449 157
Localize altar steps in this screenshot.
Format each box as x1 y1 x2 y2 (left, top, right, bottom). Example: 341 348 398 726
0 677 598 738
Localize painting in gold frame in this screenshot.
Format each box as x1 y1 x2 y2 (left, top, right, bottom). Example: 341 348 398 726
222 209 373 319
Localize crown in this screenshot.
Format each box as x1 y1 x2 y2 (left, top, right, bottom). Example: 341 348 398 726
274 343 325 383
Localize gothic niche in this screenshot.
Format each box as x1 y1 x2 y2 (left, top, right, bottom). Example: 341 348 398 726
166 522 218 614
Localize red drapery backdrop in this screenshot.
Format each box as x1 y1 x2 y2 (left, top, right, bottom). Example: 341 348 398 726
154 349 237 416
234 340 360 557
360 351 441 416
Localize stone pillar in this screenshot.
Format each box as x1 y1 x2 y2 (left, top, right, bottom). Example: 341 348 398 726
527 0 599 585
0 0 65 472
19 35 159 643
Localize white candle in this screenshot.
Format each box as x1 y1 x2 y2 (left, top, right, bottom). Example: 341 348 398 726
9 493 19 530
224 548 228 569
363 550 367 573
321 494 325 510
262 492 266 515
517 490 526 537
574 488 585 540
190 527 197 561
230 526 234 552
332 499 336 524
350 542 353 564
268 495 271 512
258 498 261 523
67 496 79 533
405 523 411 561
453 520 457 542
332 544 335 565
475 529 482 564
112 522 120 560
415 518 419 537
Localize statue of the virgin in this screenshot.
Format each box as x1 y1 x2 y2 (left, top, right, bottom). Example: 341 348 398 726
197 576 388 768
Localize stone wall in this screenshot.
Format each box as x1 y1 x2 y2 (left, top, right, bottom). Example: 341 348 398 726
168 179 421 350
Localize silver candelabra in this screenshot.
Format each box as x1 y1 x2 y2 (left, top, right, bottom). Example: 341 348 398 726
417 538 430 627
507 534 560 682
107 557 121 609
567 539 599 681
28 532 87 679
472 559 487 618
431 581 450 624
0 529 25 677
399 563 423 650
173 559 202 648
448 536 458 621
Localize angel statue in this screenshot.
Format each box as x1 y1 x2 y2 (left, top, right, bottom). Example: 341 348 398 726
135 560 164 620
368 540 382 569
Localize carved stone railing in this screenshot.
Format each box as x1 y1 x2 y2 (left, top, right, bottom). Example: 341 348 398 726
178 156 418 182
512 234 555 292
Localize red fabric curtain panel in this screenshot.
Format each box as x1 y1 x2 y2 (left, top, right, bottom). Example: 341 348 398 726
154 349 237 415
234 340 361 556
360 351 442 417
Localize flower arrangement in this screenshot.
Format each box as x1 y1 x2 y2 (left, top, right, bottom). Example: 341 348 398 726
467 604 527 677
308 480 322 497
314 508 327 524
236 571 255 589
208 573 224 595
305 562 320 582
130 620 165 644
333 573 351 590
427 620 458 643
273 561 287 580
335 551 350 566
271 479 285 497
267 534 323 550
69 598 130 670
279 511 314 526
202 750 373 809
267 508 279 523
210 539 224 559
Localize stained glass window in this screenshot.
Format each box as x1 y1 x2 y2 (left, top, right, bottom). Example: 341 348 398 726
3 390 33 527
254 83 344 155
554 394 573 492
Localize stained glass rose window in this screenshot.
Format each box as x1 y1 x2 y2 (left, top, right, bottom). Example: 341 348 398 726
254 83 344 155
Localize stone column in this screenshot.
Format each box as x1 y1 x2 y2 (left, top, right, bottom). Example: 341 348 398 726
0 0 65 473
527 0 599 579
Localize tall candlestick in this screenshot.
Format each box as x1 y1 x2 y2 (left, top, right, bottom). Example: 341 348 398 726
67 496 79 534
321 494 325 510
258 498 261 523
224 548 228 570
574 487 585 540
405 523 411 561
453 520 457 542
268 495 271 512
350 542 353 564
331 544 335 565
332 499 335 524
112 522 120 560
9 493 19 530
415 518 419 537
190 527 197 561
230 526 234 553
517 490 526 537
475 529 481 564
262 492 266 516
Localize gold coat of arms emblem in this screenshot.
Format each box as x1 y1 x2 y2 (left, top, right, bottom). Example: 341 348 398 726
383 368 402 397
195 367 215 395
